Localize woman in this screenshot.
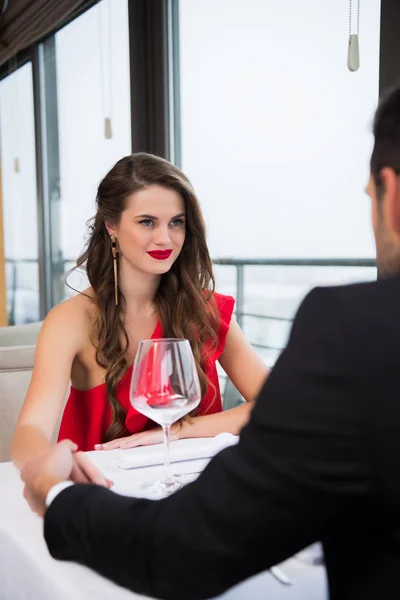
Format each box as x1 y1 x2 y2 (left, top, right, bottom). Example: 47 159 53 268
11 153 268 474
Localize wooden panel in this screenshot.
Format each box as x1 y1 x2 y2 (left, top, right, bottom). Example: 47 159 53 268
0 162 7 325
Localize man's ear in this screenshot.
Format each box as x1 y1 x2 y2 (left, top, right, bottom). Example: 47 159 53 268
379 167 400 234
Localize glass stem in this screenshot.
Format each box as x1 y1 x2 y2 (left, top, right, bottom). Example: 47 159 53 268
162 424 171 482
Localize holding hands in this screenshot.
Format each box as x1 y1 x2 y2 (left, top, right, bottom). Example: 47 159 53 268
21 440 113 517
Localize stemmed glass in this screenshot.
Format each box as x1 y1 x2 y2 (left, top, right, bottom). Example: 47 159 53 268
129 338 201 498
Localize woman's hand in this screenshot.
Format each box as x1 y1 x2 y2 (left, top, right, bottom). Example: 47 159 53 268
71 451 113 487
21 441 113 517
94 423 181 451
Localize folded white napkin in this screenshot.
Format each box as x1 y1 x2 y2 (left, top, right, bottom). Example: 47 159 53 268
114 432 239 470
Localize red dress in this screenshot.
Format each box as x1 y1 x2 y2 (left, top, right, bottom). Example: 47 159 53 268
58 292 235 451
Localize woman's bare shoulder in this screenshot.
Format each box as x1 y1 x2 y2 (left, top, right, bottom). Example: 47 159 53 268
42 288 97 336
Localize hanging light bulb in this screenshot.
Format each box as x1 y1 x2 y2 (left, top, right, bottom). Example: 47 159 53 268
347 0 360 72
98 0 113 139
10 57 21 173
104 117 112 139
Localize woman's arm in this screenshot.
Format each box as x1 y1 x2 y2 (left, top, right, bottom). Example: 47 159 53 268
181 319 269 436
218 318 269 403
97 320 269 449
11 300 86 469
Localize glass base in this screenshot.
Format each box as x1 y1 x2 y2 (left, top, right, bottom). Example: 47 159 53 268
140 475 183 499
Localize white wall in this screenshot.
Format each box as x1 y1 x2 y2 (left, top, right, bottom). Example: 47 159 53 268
180 0 381 259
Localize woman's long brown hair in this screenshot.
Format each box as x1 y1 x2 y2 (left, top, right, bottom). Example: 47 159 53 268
73 153 219 442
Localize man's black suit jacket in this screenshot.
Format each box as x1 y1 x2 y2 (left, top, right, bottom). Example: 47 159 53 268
44 278 400 599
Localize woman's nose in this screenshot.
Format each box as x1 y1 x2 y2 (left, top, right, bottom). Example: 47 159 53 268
152 225 171 245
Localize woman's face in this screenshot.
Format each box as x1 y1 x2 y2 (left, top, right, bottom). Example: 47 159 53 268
108 185 186 276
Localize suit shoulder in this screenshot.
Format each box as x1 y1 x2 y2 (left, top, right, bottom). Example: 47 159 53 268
298 278 400 371
288 279 386 351
297 277 400 320
321 277 400 325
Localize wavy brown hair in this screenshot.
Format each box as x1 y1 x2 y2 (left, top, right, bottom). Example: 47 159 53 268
73 153 219 442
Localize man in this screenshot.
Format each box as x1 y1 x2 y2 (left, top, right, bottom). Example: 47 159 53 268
21 85 400 600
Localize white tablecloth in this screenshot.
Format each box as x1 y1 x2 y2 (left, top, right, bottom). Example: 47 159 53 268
0 439 327 600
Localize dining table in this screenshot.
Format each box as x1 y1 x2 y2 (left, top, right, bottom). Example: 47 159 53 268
0 435 327 600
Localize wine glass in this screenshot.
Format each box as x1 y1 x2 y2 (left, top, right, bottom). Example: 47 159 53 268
129 338 201 498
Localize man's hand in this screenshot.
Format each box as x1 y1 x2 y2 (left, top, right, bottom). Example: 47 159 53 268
21 440 77 517
21 440 113 517
71 451 113 487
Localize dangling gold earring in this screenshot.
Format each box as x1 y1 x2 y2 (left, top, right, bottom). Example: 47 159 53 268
110 234 119 306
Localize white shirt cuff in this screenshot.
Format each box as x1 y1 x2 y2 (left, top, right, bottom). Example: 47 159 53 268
46 481 75 507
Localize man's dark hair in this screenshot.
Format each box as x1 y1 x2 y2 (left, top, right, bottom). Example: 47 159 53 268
371 84 400 195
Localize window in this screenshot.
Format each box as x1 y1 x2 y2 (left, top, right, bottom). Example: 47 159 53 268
179 0 381 260
0 62 39 324
41 0 131 306
179 0 380 363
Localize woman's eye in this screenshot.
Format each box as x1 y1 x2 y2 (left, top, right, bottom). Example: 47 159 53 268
139 219 153 227
170 219 185 227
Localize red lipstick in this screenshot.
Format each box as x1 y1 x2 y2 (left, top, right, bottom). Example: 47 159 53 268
147 249 173 260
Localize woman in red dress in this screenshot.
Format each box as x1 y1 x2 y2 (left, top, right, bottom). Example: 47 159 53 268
12 153 268 475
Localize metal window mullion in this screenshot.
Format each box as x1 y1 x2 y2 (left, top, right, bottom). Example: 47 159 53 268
166 0 181 166
36 43 53 315
32 45 49 319
128 0 169 157
236 264 244 330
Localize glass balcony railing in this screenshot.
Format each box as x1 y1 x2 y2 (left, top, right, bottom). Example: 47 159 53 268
213 258 376 407
5 256 375 351
5 256 376 408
